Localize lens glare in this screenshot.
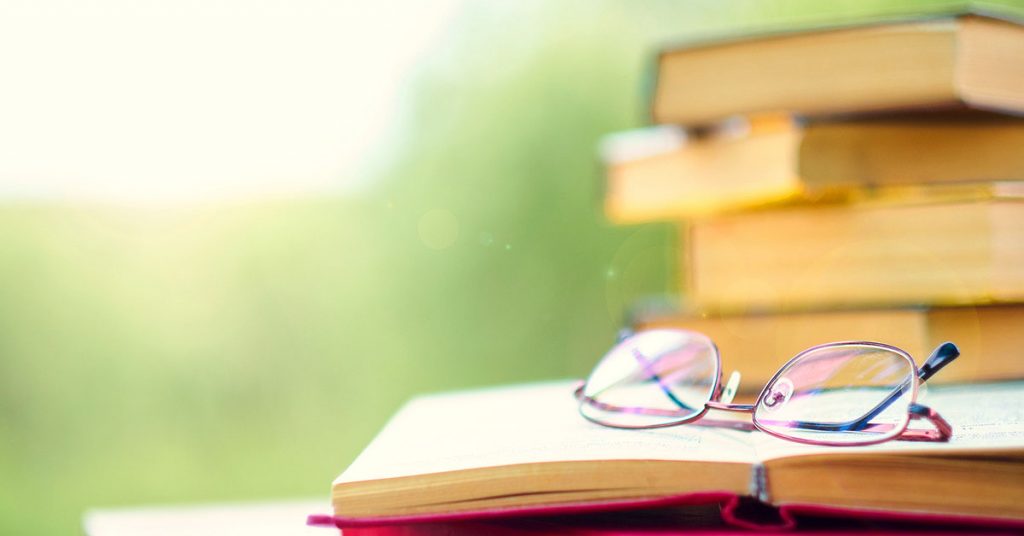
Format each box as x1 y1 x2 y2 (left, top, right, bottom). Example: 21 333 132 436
579 329 719 428
753 343 915 445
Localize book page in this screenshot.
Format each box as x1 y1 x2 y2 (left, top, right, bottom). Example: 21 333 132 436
753 381 1024 462
337 381 756 484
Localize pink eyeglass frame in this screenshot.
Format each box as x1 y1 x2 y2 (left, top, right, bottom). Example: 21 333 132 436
575 334 957 447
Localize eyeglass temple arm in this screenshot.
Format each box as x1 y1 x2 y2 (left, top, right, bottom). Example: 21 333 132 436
853 342 960 427
897 403 953 441
918 341 960 382
777 342 960 434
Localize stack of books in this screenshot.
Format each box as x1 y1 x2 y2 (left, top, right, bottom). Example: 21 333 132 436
603 14 1024 391
312 13 1024 534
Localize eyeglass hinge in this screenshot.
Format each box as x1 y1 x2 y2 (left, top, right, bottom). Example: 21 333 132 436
748 463 770 503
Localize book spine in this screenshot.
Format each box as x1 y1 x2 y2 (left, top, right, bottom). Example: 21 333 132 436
749 463 769 503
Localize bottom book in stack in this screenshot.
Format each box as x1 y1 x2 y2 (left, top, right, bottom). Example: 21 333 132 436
633 304 1024 392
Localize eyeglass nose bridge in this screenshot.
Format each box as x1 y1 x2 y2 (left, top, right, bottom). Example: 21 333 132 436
705 401 755 412
704 370 755 413
708 399 757 414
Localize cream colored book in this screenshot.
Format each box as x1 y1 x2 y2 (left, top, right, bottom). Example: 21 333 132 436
329 381 1024 526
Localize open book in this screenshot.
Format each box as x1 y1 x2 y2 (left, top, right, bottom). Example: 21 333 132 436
323 381 1024 529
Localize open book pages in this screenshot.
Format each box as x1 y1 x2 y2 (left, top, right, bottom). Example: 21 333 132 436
336 380 1024 487
337 381 755 485
755 381 1024 461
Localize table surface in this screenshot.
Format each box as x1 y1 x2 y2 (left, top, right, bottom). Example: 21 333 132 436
84 500 1023 536
84 499 333 536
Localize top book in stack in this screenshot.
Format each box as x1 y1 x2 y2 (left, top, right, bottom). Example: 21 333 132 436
651 15 1024 126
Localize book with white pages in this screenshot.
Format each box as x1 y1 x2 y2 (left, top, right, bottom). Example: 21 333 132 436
317 380 1024 530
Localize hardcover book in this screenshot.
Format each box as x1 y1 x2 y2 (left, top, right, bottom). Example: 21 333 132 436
685 196 1024 312
634 305 1024 392
652 15 1024 126
601 114 1024 223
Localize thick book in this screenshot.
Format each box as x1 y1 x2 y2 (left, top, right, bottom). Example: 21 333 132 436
634 305 1024 393
685 196 1024 312
601 114 1024 223
651 16 1024 126
319 381 1024 530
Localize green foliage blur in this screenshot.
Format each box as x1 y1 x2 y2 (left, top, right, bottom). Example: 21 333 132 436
2 1 1022 534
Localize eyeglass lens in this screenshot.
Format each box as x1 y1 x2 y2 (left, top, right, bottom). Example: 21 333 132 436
753 344 915 445
579 330 719 428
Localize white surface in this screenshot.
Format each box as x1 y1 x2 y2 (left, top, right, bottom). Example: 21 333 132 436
83 499 333 536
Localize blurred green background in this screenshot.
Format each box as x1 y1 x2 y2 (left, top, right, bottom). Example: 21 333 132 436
1 1 1018 534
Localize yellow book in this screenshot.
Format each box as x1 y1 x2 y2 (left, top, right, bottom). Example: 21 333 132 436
602 115 1024 223
652 16 1024 126
602 116 807 222
685 196 1024 311
635 305 1024 392
801 114 1024 190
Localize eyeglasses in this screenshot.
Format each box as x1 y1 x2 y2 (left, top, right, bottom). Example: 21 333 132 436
575 329 959 446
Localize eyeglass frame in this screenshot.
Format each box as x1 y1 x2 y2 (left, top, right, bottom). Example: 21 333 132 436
574 330 958 447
